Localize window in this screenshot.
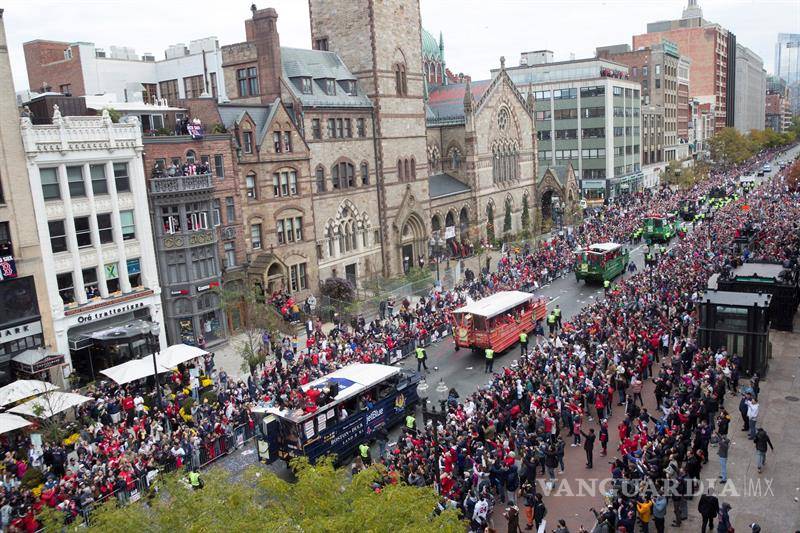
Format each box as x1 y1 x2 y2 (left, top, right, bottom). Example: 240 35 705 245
97 214 113 243
290 263 308 292
642 66 648 76
243 132 253 154
580 86 605 97
538 150 552 160
614 127 624 137
48 220 67 253
327 118 336 138
40 168 60 200
655 79 661 89
313 38 328 51
246 173 257 198
159 79 179 106
74 217 91 247
300 77 312 94
63 48 72 60
344 119 352 138
224 241 236 268
555 129 578 140
186 203 208 231
127 258 141 287
273 131 282 153
250 224 262 249
120 210 135 240
66 166 85 197
92 165 109 195
210 72 218 99
167 252 188 283
553 108 578 119
553 88 577 99
82 267 98 296
533 90 551 100
537 130 551 140
341 80 356 96
161 205 180 234
582 127 605 139
583 107 605 118
212 199 221 226
57 273 74 304
237 67 258 97
225 197 235 222
283 131 292 152
311 119 322 139
535 110 551 121
191 246 216 279
332 162 355 189
655 65 661 76
397 159 404 181
613 86 623 96
360 162 369 185
356 118 366 137
323 79 336 95
394 64 407 95
214 155 224 178
272 171 297 197
114 163 130 192
315 166 326 193
277 216 303 244
183 75 204 99
336 119 344 138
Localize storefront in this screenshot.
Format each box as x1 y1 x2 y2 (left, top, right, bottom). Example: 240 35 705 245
59 293 165 382
0 276 45 385
580 179 607 206
608 172 644 199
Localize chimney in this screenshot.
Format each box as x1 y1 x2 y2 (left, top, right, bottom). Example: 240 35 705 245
250 6 282 104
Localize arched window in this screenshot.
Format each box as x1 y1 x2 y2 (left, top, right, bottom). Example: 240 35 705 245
449 148 461 170
246 171 257 198
360 162 369 185
328 228 335 257
338 225 346 253
404 159 411 181
362 220 369 247
186 150 196 164
411 157 416 178
350 221 358 250
315 166 326 193
398 159 404 181
394 64 407 96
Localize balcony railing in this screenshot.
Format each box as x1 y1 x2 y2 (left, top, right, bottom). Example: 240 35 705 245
150 173 213 194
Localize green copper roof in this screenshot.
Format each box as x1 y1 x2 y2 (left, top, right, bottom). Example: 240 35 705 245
422 28 442 61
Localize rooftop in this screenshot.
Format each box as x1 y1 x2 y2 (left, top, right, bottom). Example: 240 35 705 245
700 289 772 307
426 79 491 124
429 173 471 200
281 47 373 109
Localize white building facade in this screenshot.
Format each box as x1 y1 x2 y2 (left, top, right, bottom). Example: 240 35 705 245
20 109 166 380
733 44 767 134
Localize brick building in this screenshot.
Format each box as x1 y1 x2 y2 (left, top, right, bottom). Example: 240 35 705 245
634 1 734 132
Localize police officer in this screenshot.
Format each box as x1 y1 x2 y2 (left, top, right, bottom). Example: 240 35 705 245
359 442 372 466
554 304 562 329
485 347 494 374
415 345 428 372
546 311 556 335
405 413 416 433
519 331 529 356
188 469 202 490
603 279 611 294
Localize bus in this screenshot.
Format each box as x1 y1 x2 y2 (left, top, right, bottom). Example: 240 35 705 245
452 290 547 353
574 242 630 283
253 363 421 466
642 214 678 243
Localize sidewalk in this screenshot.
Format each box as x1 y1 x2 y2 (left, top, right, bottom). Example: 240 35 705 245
671 317 800 533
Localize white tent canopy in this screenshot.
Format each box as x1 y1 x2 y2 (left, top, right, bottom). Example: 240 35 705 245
8 391 91 419
99 344 208 385
0 413 32 434
0 379 58 407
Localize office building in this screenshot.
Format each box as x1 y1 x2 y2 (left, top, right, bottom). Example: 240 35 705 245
774 33 800 114
500 56 642 201
734 44 766 133
19 109 166 381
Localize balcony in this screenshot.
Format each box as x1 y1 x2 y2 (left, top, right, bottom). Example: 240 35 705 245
150 173 213 195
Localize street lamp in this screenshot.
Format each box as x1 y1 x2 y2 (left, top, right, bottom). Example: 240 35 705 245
436 378 448 413
149 321 164 408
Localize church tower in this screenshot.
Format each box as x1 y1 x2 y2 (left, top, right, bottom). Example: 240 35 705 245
309 0 431 276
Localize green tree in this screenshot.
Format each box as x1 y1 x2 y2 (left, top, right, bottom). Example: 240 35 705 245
709 127 753 166
485 203 495 242
216 282 289 374
520 194 531 237
503 199 512 236
72 460 464 533
102 107 122 123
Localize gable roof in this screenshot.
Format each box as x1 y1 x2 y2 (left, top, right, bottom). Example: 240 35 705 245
429 172 471 199
217 102 278 147
281 47 373 109
538 164 573 187
426 79 491 125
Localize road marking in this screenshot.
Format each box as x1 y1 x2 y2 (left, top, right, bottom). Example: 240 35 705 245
546 296 561 306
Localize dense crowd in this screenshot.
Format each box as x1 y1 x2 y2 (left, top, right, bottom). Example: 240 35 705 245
0 146 795 531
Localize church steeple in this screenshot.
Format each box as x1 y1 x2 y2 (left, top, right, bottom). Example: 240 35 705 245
682 0 703 19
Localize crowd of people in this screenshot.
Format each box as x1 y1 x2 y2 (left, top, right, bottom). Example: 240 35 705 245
0 145 795 531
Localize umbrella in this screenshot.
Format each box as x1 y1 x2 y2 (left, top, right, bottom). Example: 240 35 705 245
100 357 170 385
9 391 91 419
0 379 58 407
0 413 32 435
155 344 208 370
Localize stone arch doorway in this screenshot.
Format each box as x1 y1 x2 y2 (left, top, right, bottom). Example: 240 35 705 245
266 262 285 294
541 190 555 232
431 214 443 237
459 207 469 239
400 213 426 273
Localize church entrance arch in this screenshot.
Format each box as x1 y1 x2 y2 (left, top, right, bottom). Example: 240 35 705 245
400 213 426 273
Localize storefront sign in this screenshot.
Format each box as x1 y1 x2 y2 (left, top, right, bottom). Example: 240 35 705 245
75 301 147 324
13 353 65 374
170 289 189 296
196 281 220 293
105 263 119 280
1 320 42 343
0 255 18 282
581 179 606 189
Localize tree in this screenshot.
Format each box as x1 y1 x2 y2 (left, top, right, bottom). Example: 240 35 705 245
102 107 122 123
709 127 753 166
216 282 289 374
520 194 531 236
70 460 464 533
485 203 495 243
503 199 512 236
